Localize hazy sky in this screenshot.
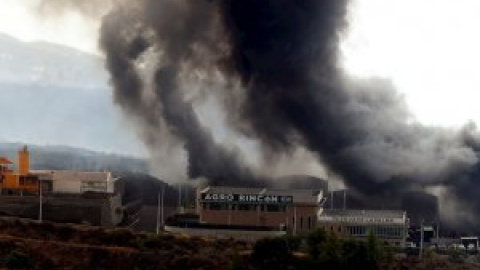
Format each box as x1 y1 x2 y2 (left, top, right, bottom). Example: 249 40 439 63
1 0 480 151
0 0 101 54
342 0 480 128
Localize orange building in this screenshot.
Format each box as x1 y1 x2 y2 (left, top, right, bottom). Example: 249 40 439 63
0 146 39 193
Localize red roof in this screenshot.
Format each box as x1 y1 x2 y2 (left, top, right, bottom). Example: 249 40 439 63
0 157 13 165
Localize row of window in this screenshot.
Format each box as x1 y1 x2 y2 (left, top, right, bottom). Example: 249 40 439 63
292 216 316 230
202 203 287 212
346 225 405 237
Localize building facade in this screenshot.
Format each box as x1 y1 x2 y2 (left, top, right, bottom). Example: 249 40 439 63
317 209 409 246
31 170 116 194
197 186 324 235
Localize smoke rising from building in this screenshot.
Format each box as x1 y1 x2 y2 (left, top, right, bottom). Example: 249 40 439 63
39 0 480 231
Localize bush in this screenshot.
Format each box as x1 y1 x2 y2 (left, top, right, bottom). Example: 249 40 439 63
306 228 327 259
448 248 467 263
251 237 292 269
304 230 393 270
280 235 302 252
101 229 136 247
4 250 33 270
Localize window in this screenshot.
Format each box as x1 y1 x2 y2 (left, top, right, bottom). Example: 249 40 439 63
300 217 303 229
238 204 256 211
209 203 222 210
308 217 312 229
266 205 280 212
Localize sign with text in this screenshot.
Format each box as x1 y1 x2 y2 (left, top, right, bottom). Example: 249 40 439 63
201 193 293 204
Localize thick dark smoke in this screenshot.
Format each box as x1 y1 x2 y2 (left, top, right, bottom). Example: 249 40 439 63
99 1 263 186
40 0 480 231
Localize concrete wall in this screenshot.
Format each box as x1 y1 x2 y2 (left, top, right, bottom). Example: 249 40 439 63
49 171 113 194
0 195 120 226
101 193 123 227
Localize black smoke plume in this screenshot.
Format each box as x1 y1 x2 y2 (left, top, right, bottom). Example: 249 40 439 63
40 0 480 231
99 1 264 186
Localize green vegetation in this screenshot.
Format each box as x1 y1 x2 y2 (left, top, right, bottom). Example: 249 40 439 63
4 250 33 270
0 220 478 269
249 229 393 270
448 248 467 264
251 237 292 269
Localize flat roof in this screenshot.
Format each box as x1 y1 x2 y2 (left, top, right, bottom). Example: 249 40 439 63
0 157 13 165
321 209 406 220
30 170 113 182
199 186 321 204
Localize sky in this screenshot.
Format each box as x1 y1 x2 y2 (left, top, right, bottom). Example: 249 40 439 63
0 0 101 54
342 0 480 127
1 0 480 151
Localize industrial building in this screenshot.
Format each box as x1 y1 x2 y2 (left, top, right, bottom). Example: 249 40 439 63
0 146 38 193
317 209 409 246
0 146 124 226
31 170 116 194
195 186 325 235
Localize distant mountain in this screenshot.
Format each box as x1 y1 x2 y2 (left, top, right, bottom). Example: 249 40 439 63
0 33 107 88
0 34 144 155
0 142 147 173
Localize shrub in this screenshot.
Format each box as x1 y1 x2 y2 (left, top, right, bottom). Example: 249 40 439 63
4 250 33 270
304 230 393 270
101 229 136 247
448 248 467 263
251 237 292 269
280 234 302 252
306 228 327 259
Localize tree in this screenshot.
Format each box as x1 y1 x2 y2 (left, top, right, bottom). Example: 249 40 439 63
306 228 327 259
251 237 292 269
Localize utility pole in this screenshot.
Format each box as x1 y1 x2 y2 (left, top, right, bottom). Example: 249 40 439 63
343 190 346 210
419 219 424 259
178 183 182 213
38 180 43 223
161 184 165 229
156 190 161 235
293 206 297 236
436 218 440 239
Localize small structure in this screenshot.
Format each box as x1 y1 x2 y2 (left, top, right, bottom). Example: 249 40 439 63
317 209 409 247
0 146 41 194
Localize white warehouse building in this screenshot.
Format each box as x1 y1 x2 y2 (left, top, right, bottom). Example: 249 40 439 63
32 170 117 194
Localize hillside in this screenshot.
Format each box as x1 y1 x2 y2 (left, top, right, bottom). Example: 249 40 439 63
0 219 478 270
0 33 106 88
0 33 143 155
0 142 147 173
0 219 245 270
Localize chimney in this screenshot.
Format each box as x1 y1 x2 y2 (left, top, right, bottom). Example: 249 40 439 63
18 145 29 175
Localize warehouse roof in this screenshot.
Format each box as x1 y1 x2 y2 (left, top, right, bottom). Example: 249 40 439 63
199 186 322 204
0 157 13 164
322 209 405 219
30 170 113 182
319 209 407 224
